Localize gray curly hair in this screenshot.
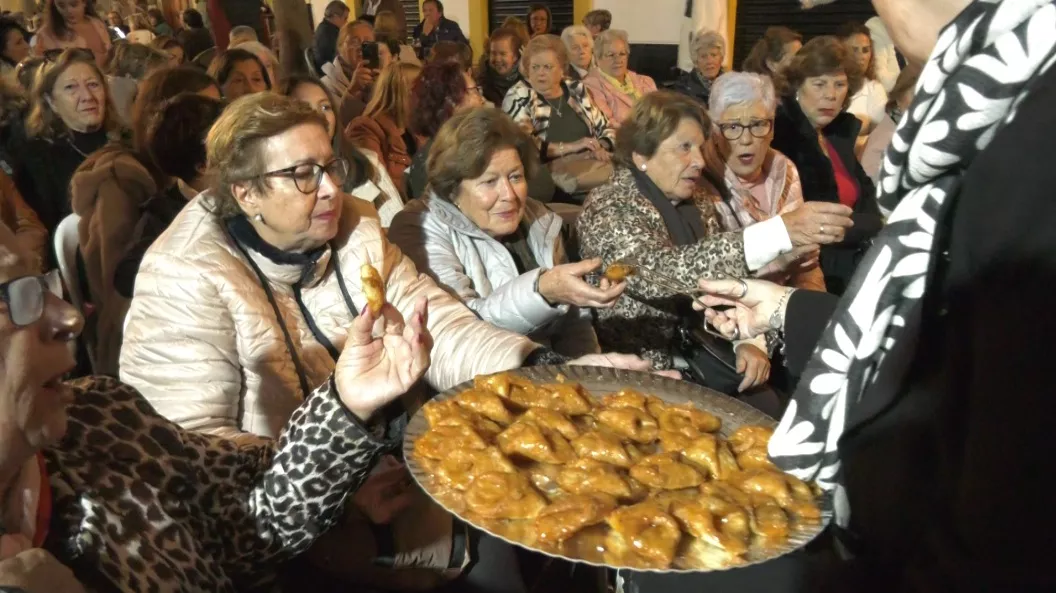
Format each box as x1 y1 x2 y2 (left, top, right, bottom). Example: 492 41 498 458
708 72 777 121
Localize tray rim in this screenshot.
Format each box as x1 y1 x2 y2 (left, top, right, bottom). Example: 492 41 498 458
402 365 833 574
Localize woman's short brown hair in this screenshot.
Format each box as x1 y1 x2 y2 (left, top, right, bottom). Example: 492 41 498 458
614 91 710 169
26 49 122 141
106 41 169 79
206 93 328 218
742 26 801 77
778 35 862 109
427 107 539 202
520 34 568 75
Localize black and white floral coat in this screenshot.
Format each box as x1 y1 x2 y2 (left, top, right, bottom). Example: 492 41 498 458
501 78 617 155
36 375 392 592
577 167 749 369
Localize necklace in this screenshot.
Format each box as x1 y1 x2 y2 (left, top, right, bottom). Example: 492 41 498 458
542 93 563 117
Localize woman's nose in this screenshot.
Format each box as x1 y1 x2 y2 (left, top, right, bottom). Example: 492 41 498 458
318 169 340 198
43 296 84 344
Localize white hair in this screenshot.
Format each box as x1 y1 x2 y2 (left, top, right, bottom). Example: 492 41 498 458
708 72 777 121
690 29 726 60
231 40 278 69
594 28 629 61
561 25 592 49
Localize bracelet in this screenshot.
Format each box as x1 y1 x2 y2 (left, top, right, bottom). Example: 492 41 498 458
769 288 796 331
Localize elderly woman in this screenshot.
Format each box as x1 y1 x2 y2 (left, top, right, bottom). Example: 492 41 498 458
70 67 222 376
741 25 802 79
0 219 432 592
838 21 888 136
583 29 657 127
345 61 421 198
34 0 110 67
582 9 611 38
14 49 120 236
120 92 643 590
406 59 485 199
772 36 882 296
561 25 595 81
503 34 614 201
207 47 271 100
578 91 819 396
478 27 524 105
391 107 621 357
283 74 405 226
704 72 854 293
669 29 725 107
230 39 279 92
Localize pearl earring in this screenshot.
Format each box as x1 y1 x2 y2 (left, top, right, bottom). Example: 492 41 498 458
640 164 647 171
254 213 264 223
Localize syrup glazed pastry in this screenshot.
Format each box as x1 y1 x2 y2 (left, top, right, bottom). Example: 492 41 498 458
360 263 385 315
412 373 823 570
603 263 637 282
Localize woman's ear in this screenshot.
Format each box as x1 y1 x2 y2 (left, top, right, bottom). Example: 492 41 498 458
231 182 259 216
631 153 648 172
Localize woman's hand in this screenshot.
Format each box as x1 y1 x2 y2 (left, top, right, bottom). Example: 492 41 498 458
692 277 793 340
781 202 854 246
0 548 86 593
335 297 431 422
735 343 770 392
568 352 683 379
352 455 416 524
590 146 612 162
538 258 625 308
754 244 819 279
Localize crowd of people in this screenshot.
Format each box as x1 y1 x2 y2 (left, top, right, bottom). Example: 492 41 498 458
0 0 1047 592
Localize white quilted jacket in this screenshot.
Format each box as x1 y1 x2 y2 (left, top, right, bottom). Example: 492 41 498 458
389 195 599 358
119 193 539 440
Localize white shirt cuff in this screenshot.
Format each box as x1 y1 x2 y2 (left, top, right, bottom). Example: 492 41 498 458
742 216 793 272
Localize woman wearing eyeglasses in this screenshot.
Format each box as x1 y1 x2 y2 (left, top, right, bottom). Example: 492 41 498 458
120 93 649 591
34 0 110 68
704 72 853 293
582 29 657 128
771 36 883 296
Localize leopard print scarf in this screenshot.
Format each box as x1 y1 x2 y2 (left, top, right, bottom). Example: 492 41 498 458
768 0 1056 522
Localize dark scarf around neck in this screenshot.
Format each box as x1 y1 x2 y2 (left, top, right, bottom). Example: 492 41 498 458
226 214 327 273
631 167 705 247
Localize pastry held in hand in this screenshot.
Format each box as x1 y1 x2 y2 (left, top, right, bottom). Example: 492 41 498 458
360 263 385 315
603 263 637 282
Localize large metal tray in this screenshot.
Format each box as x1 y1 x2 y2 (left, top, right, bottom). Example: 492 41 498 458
403 365 832 573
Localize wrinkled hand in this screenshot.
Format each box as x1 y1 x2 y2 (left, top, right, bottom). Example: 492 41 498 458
335 297 431 421
353 455 416 524
0 548 85 593
568 352 683 379
754 244 819 279
349 62 378 95
781 202 853 246
692 277 793 340
734 343 770 392
538 258 625 308
590 146 612 162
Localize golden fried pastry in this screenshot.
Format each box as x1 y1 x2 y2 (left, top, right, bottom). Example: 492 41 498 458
421 400 502 436
699 480 752 508
455 389 514 424
603 263 636 282
671 499 749 555
601 389 648 410
571 430 638 468
435 447 517 490
474 372 536 398
682 434 740 480
728 425 774 454
657 430 694 453
533 383 593 415
527 463 563 496
736 447 778 471
465 472 548 520
655 403 721 438
557 458 635 499
497 420 576 464
732 470 820 521
533 493 617 544
414 424 487 460
629 453 704 490
522 408 580 440
748 493 790 540
595 407 659 443
360 263 385 315
605 502 682 568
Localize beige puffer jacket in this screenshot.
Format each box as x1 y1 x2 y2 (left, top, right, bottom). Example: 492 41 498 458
119 193 539 441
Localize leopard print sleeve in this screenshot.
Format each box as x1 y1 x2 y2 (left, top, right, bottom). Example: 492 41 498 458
47 376 393 590
579 170 751 301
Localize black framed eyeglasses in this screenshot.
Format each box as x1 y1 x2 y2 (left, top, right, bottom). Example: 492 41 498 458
718 119 773 141
260 157 350 194
0 270 63 327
